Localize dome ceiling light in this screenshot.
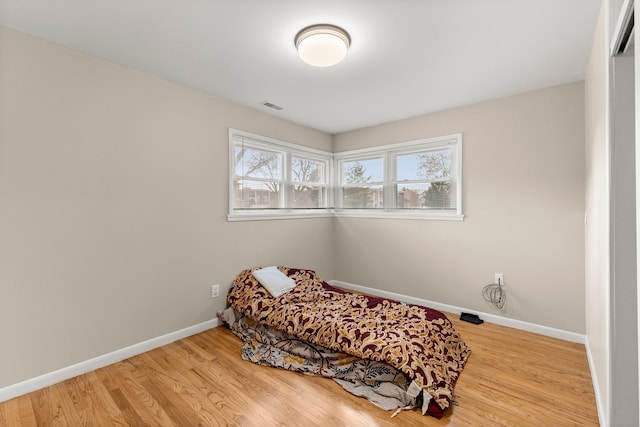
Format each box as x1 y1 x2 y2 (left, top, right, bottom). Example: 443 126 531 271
294 24 351 67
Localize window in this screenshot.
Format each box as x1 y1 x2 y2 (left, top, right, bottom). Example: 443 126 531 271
340 157 384 208
229 129 332 220
335 134 462 220
394 148 455 210
229 130 462 221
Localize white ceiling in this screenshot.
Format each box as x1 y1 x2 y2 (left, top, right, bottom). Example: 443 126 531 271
0 0 600 134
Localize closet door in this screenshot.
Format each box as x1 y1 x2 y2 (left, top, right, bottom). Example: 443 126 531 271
610 1 638 425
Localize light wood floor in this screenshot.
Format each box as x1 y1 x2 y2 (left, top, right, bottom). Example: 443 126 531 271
0 317 599 426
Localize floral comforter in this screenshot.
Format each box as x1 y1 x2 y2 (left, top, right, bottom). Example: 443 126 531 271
226 267 471 418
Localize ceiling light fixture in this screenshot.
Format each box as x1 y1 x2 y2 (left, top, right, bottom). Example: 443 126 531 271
294 24 351 67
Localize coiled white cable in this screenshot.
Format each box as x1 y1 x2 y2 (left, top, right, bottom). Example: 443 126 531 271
482 279 506 310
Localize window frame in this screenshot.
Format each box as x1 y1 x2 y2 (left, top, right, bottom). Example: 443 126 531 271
228 129 463 221
228 129 333 221
334 134 463 220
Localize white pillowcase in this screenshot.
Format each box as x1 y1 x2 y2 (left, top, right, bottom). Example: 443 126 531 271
252 266 296 297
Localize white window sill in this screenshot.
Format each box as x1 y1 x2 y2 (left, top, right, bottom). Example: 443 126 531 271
227 210 334 222
228 209 464 222
333 210 464 221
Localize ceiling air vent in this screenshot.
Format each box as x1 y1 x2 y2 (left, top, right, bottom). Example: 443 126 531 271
260 101 283 111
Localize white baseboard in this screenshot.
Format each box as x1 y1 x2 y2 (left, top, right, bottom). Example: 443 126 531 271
329 280 586 344
0 318 219 403
584 336 608 427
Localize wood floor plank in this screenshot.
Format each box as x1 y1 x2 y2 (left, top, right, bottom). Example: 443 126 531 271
107 388 145 427
97 362 175 426
0 317 599 426
136 350 220 425
158 345 247 425
0 398 21 427
76 372 123 426
29 387 69 427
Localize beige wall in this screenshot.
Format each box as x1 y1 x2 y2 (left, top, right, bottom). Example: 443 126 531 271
0 27 334 388
333 82 586 333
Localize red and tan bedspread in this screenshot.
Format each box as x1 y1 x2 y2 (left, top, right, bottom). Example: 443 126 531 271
227 267 471 418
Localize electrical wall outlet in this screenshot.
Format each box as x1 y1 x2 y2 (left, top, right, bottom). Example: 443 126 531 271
495 273 504 286
211 284 220 298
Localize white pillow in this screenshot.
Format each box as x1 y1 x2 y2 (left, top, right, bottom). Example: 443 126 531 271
252 266 296 297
